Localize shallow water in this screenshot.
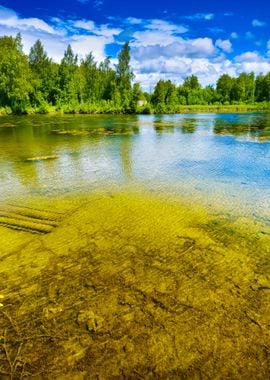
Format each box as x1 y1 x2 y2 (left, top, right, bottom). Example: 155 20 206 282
0 113 270 212
0 113 270 378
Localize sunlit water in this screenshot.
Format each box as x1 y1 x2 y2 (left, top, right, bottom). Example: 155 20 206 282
0 113 269 218
0 113 270 378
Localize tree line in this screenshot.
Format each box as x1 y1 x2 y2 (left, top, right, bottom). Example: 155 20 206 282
0 34 270 115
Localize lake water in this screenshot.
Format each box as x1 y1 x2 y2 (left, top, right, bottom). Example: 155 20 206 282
0 113 270 378
0 112 270 217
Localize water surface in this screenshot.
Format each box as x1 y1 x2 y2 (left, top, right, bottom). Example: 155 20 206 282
0 113 270 378
0 112 269 217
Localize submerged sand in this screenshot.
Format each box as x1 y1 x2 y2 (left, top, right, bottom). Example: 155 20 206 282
0 191 270 379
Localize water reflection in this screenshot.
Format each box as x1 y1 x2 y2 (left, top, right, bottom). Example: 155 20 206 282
120 136 133 179
152 117 198 134
0 113 269 216
179 118 198 134
214 114 270 141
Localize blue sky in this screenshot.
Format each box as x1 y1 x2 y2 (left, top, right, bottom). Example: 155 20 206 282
0 0 269 90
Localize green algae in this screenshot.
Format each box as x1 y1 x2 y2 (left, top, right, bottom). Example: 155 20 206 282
51 126 139 137
0 191 269 379
25 155 59 162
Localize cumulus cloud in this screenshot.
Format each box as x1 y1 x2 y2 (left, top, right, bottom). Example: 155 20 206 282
73 20 122 37
132 38 216 60
235 51 262 62
0 4 270 90
132 55 236 90
71 35 110 62
234 51 270 74
0 5 57 34
252 19 266 27
132 20 188 47
0 5 121 62
215 39 232 53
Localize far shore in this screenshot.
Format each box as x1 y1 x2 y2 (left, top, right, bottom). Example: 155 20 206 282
0 103 270 117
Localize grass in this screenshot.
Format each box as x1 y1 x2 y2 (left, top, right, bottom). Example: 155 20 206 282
1 102 269 116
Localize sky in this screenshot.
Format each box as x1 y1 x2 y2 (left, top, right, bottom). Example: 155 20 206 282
0 0 269 90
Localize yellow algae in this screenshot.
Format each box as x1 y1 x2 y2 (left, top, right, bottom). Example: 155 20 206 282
0 190 269 378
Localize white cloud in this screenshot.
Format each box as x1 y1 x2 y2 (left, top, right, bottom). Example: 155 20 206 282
71 35 109 62
235 51 262 62
237 61 270 73
1 4 270 91
185 13 215 21
234 51 270 74
133 55 236 90
76 0 103 7
132 38 216 60
252 19 266 27
125 17 143 25
146 19 188 34
230 32 238 39
73 20 96 31
0 5 57 34
73 20 122 37
0 6 121 62
215 39 232 53
132 20 188 47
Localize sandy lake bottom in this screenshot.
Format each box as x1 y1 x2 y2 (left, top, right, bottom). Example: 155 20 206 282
0 189 270 379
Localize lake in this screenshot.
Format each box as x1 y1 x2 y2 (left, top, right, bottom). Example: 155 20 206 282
0 112 270 217
0 113 270 378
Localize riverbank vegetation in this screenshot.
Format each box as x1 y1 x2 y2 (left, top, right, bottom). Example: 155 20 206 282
0 34 270 115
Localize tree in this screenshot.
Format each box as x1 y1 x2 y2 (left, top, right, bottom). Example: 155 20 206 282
28 39 59 107
59 44 79 105
130 82 145 112
116 42 133 90
0 35 32 112
216 74 233 103
151 80 178 111
115 42 134 110
183 75 201 91
99 57 116 101
80 52 98 103
255 73 270 102
230 72 255 103
29 40 49 73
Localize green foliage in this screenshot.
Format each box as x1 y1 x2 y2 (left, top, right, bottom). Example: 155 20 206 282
0 35 270 115
115 42 134 110
0 35 33 112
